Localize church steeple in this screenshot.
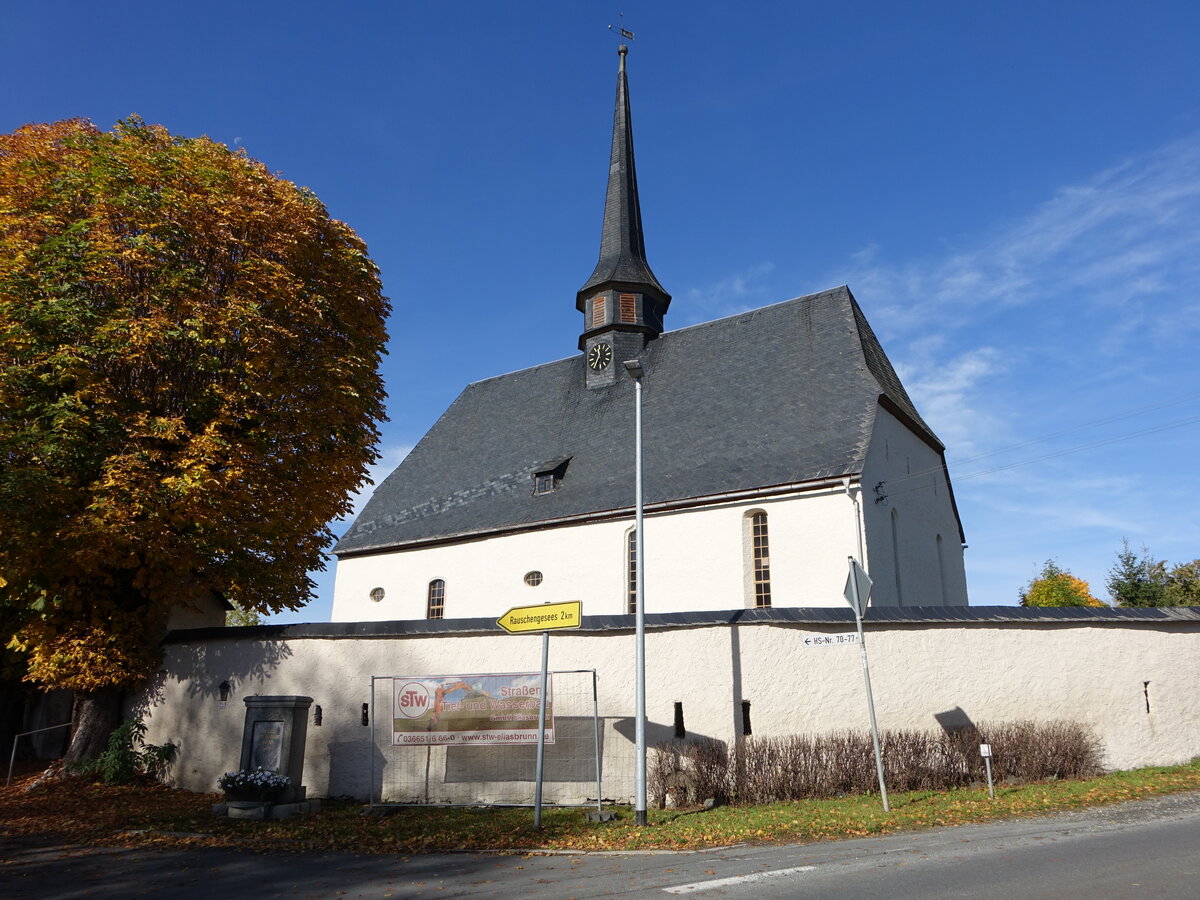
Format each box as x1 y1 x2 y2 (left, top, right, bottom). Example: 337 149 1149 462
578 44 670 386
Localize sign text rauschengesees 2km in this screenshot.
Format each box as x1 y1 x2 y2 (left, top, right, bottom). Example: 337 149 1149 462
391 673 554 747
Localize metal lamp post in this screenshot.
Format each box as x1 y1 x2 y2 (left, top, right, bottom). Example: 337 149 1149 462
623 358 647 826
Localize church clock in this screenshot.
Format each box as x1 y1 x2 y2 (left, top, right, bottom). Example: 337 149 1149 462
587 342 613 371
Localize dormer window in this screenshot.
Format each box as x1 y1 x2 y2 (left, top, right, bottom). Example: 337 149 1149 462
532 457 571 495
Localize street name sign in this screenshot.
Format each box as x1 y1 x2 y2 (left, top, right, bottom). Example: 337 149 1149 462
496 600 583 634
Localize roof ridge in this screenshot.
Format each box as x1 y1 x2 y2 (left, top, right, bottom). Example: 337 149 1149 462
666 284 852 336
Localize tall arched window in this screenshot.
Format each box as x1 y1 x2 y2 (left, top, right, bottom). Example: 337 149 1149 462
936 534 948 605
626 529 638 614
890 509 903 607
750 511 772 608
426 579 445 619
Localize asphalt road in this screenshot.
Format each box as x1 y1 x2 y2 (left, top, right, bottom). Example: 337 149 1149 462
3 792 1199 898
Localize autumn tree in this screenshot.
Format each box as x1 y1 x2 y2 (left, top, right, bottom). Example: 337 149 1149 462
1164 560 1200 605
1019 560 1105 607
0 118 389 762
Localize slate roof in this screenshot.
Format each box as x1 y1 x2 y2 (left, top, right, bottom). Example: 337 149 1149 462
336 285 941 556
577 45 669 303
166 605 1200 642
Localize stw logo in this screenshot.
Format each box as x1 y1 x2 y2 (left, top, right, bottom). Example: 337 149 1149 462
396 681 431 719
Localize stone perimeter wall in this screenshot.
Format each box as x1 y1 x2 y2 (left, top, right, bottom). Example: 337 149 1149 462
138 615 1200 802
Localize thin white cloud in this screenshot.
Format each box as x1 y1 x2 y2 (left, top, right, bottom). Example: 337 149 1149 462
680 261 777 324
897 346 1004 458
843 137 1200 342
839 136 1200 606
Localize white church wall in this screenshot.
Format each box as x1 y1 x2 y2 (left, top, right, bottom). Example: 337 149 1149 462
142 617 1200 801
332 490 862 622
861 407 969 606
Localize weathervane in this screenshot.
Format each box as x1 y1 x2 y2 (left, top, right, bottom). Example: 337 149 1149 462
608 12 634 41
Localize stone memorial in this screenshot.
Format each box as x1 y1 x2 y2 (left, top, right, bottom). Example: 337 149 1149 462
217 695 319 820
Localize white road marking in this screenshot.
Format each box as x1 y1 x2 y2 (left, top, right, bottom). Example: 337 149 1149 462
662 864 818 894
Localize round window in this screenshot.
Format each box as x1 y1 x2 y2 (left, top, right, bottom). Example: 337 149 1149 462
369 587 385 602
524 571 544 587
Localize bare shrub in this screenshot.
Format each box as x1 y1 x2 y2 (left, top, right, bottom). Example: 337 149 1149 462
652 720 1103 806
648 743 682 809
979 720 1103 781
649 738 730 808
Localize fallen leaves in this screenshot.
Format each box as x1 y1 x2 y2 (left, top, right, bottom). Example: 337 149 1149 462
4 759 1200 856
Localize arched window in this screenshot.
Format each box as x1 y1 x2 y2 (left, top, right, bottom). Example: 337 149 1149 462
748 511 772 608
626 529 638 614
426 579 445 619
890 509 903 607
936 534 947 605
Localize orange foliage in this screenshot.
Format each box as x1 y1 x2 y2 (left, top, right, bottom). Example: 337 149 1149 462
1020 561 1105 608
0 118 389 691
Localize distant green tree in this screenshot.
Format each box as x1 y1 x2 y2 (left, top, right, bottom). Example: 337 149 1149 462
1164 560 1200 606
225 602 264 627
1020 560 1105 607
1106 540 1167 607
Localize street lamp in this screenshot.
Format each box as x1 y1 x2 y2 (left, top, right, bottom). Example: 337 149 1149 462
623 358 647 826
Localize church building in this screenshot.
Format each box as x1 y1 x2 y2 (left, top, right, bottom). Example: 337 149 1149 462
331 45 968 623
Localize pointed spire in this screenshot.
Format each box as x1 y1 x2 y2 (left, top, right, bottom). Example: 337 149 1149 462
577 44 670 310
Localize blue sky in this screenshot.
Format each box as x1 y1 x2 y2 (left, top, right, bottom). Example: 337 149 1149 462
5 2 1199 619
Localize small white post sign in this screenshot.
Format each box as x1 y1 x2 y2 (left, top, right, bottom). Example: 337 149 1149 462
980 743 996 799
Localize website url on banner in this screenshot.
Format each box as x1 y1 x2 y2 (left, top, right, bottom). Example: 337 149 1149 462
393 730 555 746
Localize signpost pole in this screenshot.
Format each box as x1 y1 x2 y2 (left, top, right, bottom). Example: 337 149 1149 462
633 370 647 827
847 556 889 813
981 743 995 800
623 359 647 827
533 630 550 829
494 600 583 827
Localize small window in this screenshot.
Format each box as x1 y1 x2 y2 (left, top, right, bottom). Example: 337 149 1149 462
751 511 772 608
619 293 637 322
532 457 571 495
627 529 638 614
426 579 445 619
524 571 543 587
369 587 385 603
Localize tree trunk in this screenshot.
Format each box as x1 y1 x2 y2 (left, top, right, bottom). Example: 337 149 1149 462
63 687 123 765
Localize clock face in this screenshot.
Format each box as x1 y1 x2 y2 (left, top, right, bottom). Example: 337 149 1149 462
588 342 613 371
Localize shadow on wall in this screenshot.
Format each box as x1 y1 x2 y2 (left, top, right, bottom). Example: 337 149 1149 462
445 716 604 784
935 706 978 736
170 639 295 702
329 737 386 800
131 639 295 780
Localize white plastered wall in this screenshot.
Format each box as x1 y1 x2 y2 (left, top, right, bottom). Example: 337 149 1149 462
141 618 1200 801
332 490 863 622
860 406 969 606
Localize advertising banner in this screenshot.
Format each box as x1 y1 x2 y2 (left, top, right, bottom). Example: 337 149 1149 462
391 673 554 746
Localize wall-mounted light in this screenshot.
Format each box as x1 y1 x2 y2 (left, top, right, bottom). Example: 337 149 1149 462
361 703 370 726
314 705 323 726
219 681 231 709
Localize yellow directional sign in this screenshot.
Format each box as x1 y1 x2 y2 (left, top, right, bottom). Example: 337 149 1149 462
496 600 583 634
